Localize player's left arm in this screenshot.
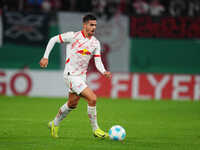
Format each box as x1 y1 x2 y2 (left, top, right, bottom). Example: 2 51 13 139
94 42 111 78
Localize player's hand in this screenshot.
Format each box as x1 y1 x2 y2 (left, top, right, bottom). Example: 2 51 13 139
103 71 112 78
39 58 48 68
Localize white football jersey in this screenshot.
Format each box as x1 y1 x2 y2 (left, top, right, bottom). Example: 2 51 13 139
58 30 105 76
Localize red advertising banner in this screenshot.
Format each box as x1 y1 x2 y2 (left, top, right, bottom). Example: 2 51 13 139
1 69 199 101
130 16 200 38
87 72 200 101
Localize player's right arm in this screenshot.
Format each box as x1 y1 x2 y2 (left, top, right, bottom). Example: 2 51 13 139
40 32 74 68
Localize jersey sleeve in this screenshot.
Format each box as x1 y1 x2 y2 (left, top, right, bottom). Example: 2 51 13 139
94 41 106 74
93 41 101 57
43 32 74 58
58 32 74 43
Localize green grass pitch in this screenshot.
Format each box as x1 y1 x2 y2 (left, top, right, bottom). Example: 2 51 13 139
0 96 200 150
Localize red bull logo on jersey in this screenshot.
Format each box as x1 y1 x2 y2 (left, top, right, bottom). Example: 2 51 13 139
76 49 91 55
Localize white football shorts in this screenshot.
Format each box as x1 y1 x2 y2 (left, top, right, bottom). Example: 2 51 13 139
64 74 87 95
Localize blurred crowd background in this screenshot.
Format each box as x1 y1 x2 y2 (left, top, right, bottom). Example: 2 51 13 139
1 0 200 17
1 0 200 73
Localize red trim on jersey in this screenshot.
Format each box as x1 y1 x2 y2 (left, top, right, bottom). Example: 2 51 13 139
81 30 86 38
65 58 70 64
94 55 101 57
59 34 64 43
81 30 92 39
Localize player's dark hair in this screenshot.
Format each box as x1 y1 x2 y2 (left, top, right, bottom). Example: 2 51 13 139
83 14 96 23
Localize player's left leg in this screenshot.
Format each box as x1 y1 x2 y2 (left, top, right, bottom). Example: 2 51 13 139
81 87 108 138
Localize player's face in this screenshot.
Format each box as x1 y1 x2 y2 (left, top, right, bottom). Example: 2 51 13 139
85 20 97 36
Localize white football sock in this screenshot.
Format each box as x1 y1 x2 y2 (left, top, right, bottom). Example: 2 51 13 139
53 103 73 126
88 105 99 131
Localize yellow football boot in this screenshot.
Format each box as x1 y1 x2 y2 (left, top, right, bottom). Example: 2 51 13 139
93 128 108 139
48 121 59 138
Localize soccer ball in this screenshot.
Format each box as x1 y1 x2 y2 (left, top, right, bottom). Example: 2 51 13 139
108 125 126 141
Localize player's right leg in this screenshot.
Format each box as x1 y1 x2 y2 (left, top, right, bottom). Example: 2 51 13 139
48 93 80 138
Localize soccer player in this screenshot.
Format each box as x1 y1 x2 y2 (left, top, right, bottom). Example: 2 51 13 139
39 14 111 138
